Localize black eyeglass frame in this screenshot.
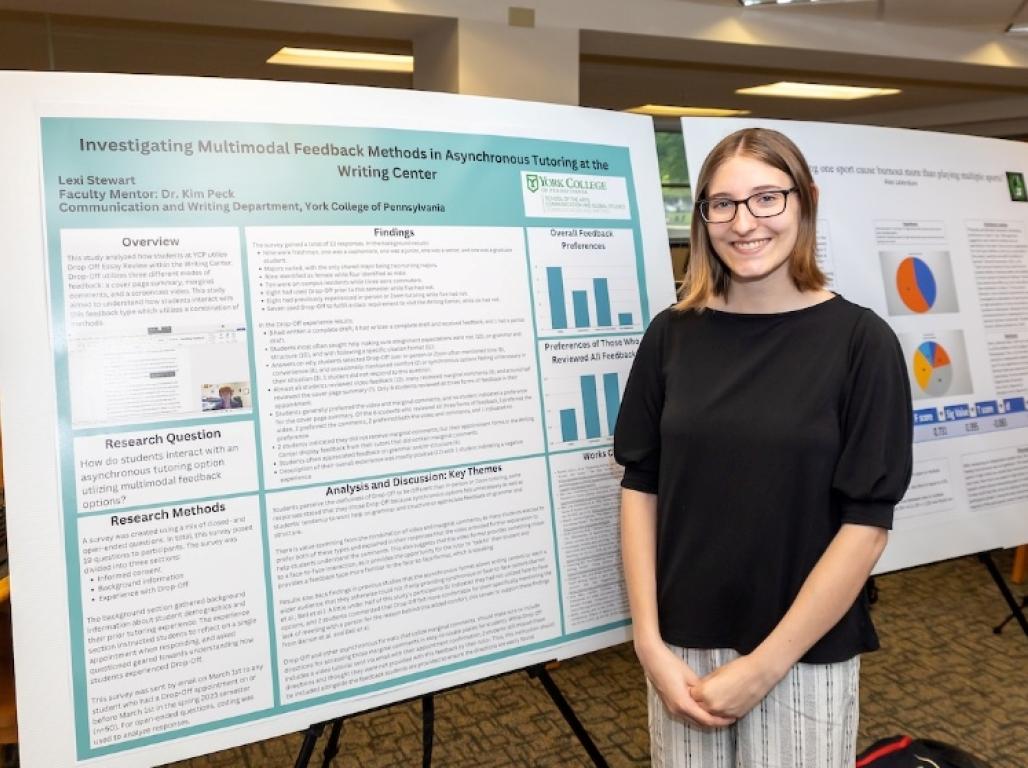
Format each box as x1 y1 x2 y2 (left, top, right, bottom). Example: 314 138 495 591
696 187 799 224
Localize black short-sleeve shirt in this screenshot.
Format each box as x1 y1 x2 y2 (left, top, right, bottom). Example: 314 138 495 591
613 295 913 663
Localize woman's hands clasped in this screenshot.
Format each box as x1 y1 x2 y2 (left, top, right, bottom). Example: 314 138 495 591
634 639 737 728
689 654 780 720
636 639 782 726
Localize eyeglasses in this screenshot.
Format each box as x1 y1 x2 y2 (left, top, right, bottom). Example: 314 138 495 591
697 187 798 223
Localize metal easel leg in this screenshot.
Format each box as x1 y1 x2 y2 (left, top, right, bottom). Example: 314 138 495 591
293 721 327 768
979 552 1028 638
422 694 435 768
527 664 610 768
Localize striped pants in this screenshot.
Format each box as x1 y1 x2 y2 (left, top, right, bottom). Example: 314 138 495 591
649 647 860 768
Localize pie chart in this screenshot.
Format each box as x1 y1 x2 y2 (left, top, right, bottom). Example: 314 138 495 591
896 256 937 313
913 341 952 396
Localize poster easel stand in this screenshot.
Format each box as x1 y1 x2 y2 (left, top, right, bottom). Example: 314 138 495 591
978 552 1028 638
525 663 610 768
293 693 432 768
293 663 610 768
292 719 329 768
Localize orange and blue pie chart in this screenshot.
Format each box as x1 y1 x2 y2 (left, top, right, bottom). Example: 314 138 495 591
913 341 952 396
896 257 937 313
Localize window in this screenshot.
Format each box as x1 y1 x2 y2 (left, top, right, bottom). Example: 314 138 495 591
655 130 691 240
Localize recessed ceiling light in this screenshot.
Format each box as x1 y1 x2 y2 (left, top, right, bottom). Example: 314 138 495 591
626 105 752 117
739 0 868 6
267 47 414 73
739 0 820 6
736 81 901 100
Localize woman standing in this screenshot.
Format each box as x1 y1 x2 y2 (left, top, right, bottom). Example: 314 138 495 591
614 127 913 767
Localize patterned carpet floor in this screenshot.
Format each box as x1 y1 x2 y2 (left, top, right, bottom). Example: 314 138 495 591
163 551 1027 767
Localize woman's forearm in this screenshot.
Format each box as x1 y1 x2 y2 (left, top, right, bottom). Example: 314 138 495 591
752 523 888 680
621 487 737 727
620 488 662 649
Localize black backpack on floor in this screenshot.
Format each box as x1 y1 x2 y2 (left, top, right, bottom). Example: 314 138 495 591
856 736 992 768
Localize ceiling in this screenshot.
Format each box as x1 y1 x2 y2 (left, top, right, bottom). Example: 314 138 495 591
685 0 1028 33
0 0 1026 138
582 0 1028 135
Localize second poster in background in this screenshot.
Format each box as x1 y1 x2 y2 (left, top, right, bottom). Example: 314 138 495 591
682 117 1028 573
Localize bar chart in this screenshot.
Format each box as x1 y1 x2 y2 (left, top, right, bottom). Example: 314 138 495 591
539 341 636 449
527 227 643 336
555 372 622 442
545 268 636 330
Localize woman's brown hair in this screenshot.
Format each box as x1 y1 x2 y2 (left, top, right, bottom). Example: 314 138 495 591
675 127 825 311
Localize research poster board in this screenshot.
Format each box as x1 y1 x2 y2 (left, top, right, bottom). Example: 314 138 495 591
0 71 675 768
682 117 1028 573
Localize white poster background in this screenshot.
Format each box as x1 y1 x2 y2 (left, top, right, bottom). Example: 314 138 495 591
682 117 1028 574
0 72 674 768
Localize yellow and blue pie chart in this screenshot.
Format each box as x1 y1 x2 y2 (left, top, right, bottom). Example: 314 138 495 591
913 341 952 396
